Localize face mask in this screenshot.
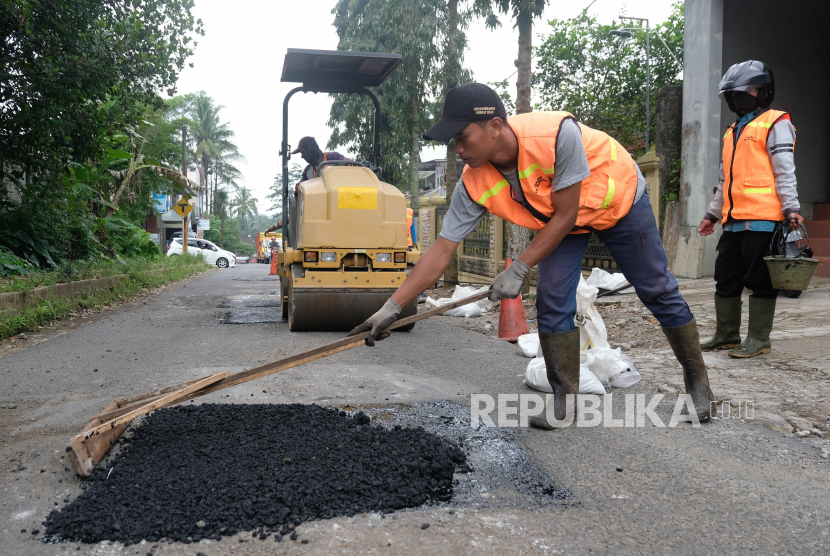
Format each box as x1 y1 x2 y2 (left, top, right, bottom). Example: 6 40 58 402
301 146 322 165
730 91 757 114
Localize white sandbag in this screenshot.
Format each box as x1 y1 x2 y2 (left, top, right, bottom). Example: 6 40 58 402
425 285 493 318
576 275 609 350
517 333 540 358
614 352 642 388
583 346 641 388
524 357 606 395
586 267 635 294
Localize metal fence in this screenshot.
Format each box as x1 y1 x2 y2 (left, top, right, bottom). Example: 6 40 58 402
582 233 618 272
463 214 491 257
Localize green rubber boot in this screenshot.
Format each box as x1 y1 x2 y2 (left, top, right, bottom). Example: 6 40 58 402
529 329 580 430
728 297 776 358
663 318 716 422
700 295 742 351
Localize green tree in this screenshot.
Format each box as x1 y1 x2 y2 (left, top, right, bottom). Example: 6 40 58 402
188 94 244 214
533 2 684 156
232 188 258 221
267 163 302 222
0 0 203 172
329 0 445 208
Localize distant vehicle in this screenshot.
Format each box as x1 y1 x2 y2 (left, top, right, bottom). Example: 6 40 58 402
167 238 237 268
256 232 282 264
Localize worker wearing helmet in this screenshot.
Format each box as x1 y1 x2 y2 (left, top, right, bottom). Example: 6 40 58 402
291 136 346 181
698 60 802 358
349 83 716 427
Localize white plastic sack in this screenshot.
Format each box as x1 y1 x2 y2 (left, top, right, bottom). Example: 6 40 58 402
517 333 541 358
584 346 641 388
576 275 609 350
585 267 635 294
525 357 606 395
425 284 493 318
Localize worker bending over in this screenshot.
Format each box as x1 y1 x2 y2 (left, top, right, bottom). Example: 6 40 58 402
698 60 802 358
349 83 716 427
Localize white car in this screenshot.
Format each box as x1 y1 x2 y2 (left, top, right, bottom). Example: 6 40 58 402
167 238 237 268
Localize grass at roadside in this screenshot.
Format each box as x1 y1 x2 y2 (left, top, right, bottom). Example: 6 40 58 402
0 255 208 294
0 255 212 339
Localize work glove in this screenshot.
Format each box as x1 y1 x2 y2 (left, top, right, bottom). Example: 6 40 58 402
347 298 401 347
489 259 530 302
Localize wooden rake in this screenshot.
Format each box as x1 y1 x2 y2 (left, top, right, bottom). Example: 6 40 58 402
66 291 491 476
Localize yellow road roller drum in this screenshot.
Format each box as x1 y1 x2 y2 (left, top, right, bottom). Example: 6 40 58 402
280 164 420 331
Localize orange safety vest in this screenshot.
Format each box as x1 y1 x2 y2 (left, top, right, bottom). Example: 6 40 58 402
721 109 791 224
310 152 329 179
406 208 414 247
462 112 638 233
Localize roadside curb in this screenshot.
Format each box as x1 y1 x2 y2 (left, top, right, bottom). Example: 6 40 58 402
0 265 206 315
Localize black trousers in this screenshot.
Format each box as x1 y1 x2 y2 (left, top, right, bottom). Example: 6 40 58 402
714 231 777 299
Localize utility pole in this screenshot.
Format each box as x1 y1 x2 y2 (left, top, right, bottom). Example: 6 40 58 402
182 124 188 255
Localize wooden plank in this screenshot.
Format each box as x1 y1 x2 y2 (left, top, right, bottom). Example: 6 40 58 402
66 398 127 477
75 371 229 441
117 377 207 407
92 394 166 423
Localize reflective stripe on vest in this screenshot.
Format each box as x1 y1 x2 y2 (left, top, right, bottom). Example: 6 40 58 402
721 110 791 224
462 112 638 232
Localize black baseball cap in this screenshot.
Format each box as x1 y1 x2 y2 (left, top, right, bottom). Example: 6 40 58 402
291 136 318 154
423 83 508 142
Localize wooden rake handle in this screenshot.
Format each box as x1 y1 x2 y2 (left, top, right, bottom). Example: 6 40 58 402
93 290 492 422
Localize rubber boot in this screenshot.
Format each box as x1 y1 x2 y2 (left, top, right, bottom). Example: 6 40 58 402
529 329 580 430
700 295 742 351
662 318 716 422
728 297 776 358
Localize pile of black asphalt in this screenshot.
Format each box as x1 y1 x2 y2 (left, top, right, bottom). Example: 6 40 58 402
44 404 468 546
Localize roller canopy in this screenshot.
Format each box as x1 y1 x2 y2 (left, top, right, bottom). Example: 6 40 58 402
280 49 402 92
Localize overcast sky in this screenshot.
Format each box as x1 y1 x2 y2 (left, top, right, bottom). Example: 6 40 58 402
174 0 678 214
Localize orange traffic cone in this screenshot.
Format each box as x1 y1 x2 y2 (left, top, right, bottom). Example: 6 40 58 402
497 259 530 342
269 250 278 275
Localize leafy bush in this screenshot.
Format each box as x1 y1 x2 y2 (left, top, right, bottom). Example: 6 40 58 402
0 249 31 277
101 217 161 259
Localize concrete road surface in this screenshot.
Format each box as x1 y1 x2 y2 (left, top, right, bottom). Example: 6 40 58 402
1 263 828 555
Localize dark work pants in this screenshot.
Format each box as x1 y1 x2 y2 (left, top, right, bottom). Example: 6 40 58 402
714 231 777 299
536 193 692 334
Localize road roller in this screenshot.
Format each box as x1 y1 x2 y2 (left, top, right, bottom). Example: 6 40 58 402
277 48 420 331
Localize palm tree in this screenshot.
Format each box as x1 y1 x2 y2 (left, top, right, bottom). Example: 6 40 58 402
232 187 258 221
188 94 245 214
214 188 230 248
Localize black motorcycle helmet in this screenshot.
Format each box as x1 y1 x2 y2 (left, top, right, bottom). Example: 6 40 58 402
719 60 775 113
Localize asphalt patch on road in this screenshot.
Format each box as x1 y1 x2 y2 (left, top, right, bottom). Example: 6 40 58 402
218 298 280 309
44 404 468 546
223 308 283 324
367 401 575 507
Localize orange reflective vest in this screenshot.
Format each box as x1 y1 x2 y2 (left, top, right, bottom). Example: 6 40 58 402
721 109 791 224
309 152 329 179
406 208 414 247
462 112 638 233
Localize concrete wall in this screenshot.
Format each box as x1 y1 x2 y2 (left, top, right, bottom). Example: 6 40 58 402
721 0 830 218
672 0 724 278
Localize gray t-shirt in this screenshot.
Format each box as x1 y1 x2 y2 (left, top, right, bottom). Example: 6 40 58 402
438 119 645 242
